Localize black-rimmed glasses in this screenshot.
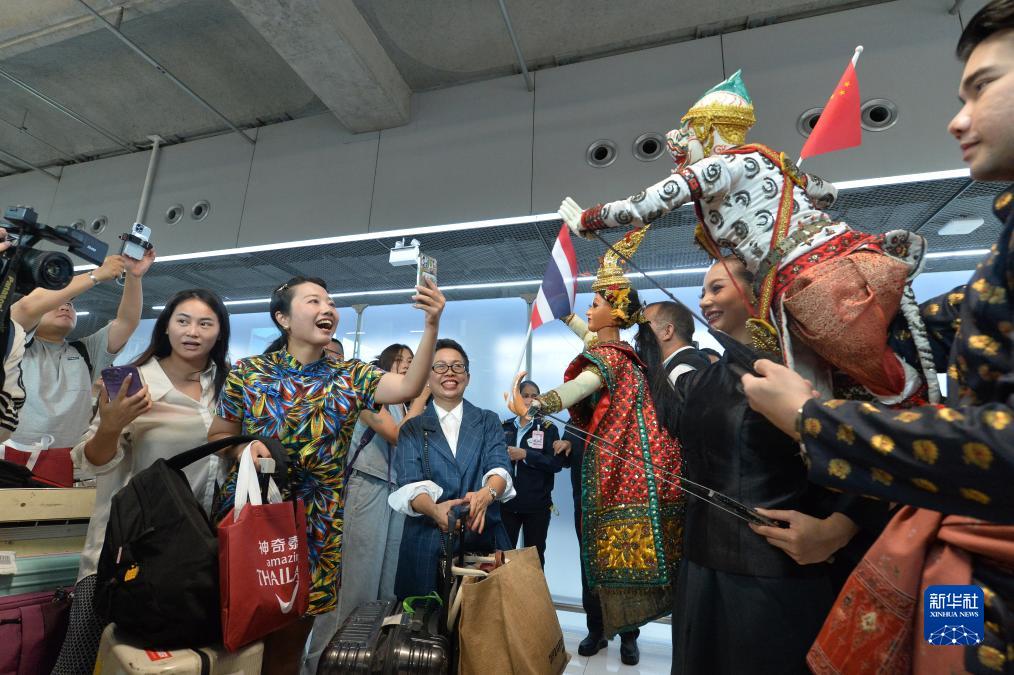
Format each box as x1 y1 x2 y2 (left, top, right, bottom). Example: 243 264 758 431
432 362 467 374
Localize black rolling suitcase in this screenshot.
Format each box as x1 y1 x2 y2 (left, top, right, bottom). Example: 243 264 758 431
319 506 490 674
317 598 449 674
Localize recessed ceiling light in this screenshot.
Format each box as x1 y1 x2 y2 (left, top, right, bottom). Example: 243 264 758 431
938 218 984 235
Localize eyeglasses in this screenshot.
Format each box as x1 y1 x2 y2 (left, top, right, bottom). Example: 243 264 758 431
432 362 467 375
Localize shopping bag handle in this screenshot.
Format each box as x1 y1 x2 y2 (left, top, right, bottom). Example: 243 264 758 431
167 435 263 471
233 445 283 521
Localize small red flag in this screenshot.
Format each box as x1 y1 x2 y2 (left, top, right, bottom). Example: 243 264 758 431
800 61 861 160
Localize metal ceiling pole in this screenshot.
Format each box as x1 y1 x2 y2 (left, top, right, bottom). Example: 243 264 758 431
351 304 368 359
135 135 164 224
496 0 534 92
520 292 536 376
0 146 59 180
0 67 135 151
949 0 966 15
74 0 256 145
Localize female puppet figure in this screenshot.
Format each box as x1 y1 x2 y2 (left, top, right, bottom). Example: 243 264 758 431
509 226 683 636
559 71 938 407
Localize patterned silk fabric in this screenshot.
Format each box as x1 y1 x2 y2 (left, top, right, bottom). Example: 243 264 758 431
564 341 684 636
215 350 383 615
802 186 1014 674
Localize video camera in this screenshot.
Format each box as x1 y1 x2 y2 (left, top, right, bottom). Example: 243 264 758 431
0 205 108 319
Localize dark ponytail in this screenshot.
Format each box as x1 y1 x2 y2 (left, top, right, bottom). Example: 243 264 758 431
626 289 680 438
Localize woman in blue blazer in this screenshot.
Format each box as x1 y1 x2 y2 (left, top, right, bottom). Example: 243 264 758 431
389 339 514 597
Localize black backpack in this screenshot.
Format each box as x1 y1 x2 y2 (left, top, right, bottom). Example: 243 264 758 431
94 435 287 649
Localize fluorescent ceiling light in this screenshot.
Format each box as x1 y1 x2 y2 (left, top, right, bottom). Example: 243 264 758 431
925 248 989 259
835 168 969 191
150 267 715 309
938 218 984 235
79 212 560 271
76 311 90 316
75 167 973 273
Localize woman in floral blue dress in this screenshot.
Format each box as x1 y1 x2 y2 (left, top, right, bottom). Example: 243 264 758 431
208 275 444 673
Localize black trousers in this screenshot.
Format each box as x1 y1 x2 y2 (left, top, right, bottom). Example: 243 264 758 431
573 505 637 640
502 507 551 567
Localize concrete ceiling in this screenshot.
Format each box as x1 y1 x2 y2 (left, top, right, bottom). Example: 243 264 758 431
0 0 894 177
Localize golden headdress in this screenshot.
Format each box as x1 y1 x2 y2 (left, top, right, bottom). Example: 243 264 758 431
681 69 756 155
592 225 651 329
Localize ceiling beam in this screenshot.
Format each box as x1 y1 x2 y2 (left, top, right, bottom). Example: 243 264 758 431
227 0 410 133
74 0 255 145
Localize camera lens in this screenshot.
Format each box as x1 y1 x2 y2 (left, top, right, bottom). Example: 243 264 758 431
19 249 74 292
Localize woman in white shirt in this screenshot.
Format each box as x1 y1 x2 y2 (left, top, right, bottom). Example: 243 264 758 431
52 289 231 675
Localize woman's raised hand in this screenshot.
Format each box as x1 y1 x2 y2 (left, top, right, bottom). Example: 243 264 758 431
412 277 445 328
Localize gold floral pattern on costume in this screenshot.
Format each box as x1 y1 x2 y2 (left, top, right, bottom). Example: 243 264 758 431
911 478 938 493
963 443 994 470
871 468 893 486
893 411 922 423
968 334 1001 356
828 458 851 479
983 410 1011 430
859 402 880 414
960 488 991 505
804 418 821 436
947 291 965 305
871 435 894 454
913 440 939 465
937 407 965 422
925 303 940 316
597 522 658 571
836 424 855 444
823 399 847 409
977 644 1004 671
948 364 960 381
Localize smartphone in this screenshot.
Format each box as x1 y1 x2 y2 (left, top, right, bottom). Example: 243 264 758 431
416 253 437 287
102 366 143 399
703 487 787 528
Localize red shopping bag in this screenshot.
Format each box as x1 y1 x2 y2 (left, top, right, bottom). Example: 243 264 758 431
218 448 310 651
1 436 72 487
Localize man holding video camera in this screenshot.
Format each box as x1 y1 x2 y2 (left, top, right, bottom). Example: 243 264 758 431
0 228 27 443
8 245 155 467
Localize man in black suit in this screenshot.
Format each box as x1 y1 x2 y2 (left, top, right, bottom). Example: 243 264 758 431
644 301 710 386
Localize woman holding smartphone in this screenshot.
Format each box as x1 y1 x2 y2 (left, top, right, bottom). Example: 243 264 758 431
52 289 231 675
207 276 444 674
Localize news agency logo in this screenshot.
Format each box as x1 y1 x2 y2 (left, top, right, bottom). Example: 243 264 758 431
924 585 984 646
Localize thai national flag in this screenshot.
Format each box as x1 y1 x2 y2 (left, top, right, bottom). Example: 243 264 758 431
530 225 578 330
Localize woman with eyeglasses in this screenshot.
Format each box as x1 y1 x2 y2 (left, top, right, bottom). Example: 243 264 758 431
388 338 514 598
207 276 444 675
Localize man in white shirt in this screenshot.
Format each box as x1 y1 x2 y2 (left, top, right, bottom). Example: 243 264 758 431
387 339 515 598
644 301 710 386
9 249 154 455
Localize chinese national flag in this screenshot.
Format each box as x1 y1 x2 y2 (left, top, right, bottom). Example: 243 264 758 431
800 62 861 160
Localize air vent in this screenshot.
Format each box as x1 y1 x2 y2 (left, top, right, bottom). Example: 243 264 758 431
69 219 85 230
191 200 211 221
632 132 666 162
166 204 183 225
797 107 823 138
89 216 107 234
861 99 899 131
586 140 617 168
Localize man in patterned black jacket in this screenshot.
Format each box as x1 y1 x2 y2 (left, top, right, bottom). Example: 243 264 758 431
742 3 1013 672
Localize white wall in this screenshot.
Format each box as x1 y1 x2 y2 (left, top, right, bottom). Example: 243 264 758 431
0 0 972 250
